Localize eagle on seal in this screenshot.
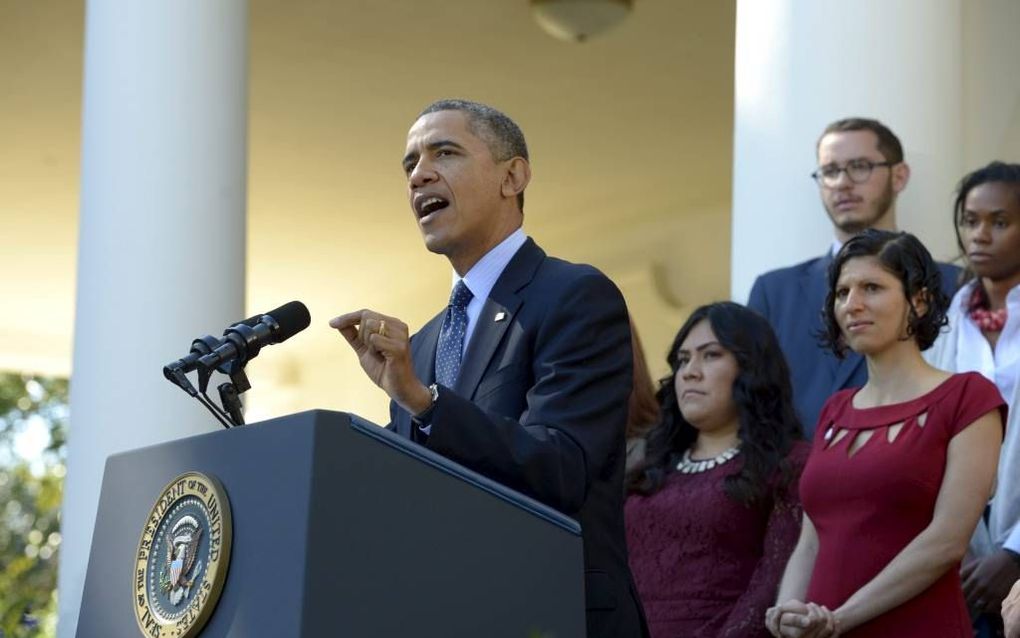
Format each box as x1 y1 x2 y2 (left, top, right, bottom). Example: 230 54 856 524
160 515 204 606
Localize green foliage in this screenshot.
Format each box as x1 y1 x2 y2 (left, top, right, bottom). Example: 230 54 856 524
0 373 68 638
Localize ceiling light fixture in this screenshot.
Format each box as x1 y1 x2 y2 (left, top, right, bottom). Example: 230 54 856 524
530 0 634 43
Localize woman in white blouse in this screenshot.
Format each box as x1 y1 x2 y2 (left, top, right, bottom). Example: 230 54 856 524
926 161 1020 633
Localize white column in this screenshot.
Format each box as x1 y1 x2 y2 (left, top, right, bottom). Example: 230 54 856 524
962 0 1020 169
59 1 248 634
731 0 964 302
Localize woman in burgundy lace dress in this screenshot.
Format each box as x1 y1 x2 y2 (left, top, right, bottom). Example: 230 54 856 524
767 230 1006 637
625 302 809 637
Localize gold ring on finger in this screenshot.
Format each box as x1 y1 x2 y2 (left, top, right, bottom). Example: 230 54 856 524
378 320 387 338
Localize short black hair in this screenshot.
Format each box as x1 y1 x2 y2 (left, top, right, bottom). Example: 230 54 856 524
820 229 949 356
953 161 1020 258
818 117 904 165
418 99 529 211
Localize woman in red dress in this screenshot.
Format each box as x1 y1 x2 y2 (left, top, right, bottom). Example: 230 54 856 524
626 302 809 637
766 230 1007 637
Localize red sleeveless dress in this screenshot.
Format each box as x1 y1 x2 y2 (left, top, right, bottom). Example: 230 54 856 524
800 372 1006 637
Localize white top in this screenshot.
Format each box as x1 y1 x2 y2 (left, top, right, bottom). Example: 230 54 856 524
452 227 528 352
926 279 1020 554
949 281 1020 410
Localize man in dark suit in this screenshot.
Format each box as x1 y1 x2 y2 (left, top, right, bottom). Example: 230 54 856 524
331 99 648 638
748 117 960 436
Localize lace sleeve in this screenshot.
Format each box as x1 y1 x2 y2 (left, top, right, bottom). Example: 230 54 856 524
716 454 806 637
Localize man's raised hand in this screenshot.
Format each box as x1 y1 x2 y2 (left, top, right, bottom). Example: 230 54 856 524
329 310 431 415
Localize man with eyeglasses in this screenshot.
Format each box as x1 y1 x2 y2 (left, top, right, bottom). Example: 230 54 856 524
747 117 960 435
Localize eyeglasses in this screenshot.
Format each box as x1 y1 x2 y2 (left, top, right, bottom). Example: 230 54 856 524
811 159 894 187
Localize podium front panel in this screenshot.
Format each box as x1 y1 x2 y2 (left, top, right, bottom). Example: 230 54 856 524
77 410 585 637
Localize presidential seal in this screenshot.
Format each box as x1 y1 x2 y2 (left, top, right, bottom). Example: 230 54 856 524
134 472 232 638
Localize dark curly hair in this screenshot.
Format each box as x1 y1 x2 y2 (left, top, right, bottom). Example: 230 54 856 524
820 229 949 356
627 302 803 506
952 161 1020 285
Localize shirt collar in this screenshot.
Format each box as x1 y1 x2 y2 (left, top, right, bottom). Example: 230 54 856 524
829 239 844 258
951 278 1020 313
453 227 528 302
953 279 979 314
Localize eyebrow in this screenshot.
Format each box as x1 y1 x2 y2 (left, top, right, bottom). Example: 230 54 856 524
401 139 467 168
677 341 722 355
820 157 876 166
963 207 1011 215
835 276 883 286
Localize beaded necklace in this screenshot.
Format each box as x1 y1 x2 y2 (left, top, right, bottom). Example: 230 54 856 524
968 285 1008 332
675 445 741 474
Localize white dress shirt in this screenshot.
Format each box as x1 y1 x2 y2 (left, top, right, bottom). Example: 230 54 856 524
417 229 527 435
927 279 1020 553
951 281 1020 414
452 227 528 354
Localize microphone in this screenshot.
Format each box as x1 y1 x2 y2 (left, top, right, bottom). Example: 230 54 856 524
196 301 310 373
162 335 224 396
162 313 266 382
162 301 309 428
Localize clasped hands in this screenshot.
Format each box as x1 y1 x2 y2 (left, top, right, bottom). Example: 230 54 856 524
1003 578 1020 638
329 309 432 415
765 600 840 638
962 549 1020 615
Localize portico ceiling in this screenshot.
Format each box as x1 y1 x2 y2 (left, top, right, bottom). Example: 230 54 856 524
0 0 735 422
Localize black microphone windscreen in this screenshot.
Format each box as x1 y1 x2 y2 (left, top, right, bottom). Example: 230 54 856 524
267 301 311 341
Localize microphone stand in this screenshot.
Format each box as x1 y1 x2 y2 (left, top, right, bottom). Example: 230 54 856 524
165 338 251 429
217 361 250 427
196 359 250 428
164 299 311 429
197 391 236 430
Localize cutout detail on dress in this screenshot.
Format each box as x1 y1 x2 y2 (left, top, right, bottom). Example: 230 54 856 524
886 421 906 443
846 430 874 457
824 412 929 458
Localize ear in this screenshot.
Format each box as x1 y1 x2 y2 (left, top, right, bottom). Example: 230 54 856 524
501 157 531 202
891 161 910 194
910 287 929 319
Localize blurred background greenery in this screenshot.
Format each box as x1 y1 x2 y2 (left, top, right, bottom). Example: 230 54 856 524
0 373 67 637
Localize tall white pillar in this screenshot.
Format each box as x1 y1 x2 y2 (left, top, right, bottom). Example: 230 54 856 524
59 1 248 634
731 0 964 302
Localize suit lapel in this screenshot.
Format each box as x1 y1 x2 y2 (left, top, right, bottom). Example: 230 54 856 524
453 238 544 399
454 297 519 398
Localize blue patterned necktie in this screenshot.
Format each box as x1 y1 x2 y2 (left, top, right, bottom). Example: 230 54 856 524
435 280 474 388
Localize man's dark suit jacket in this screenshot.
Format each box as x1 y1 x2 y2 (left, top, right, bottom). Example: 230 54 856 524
748 253 960 437
389 238 649 638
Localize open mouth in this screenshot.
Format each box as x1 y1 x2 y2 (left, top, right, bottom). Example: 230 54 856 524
415 195 450 221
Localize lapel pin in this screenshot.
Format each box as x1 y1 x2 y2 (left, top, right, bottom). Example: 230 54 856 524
494 311 507 322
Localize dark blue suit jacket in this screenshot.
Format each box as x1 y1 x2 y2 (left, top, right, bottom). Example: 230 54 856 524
390 238 649 638
748 254 960 437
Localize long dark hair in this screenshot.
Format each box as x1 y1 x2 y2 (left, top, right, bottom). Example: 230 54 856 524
627 302 803 506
